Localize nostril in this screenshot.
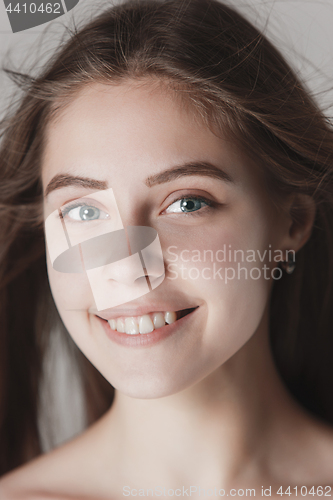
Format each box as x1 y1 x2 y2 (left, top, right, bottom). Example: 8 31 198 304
134 274 151 285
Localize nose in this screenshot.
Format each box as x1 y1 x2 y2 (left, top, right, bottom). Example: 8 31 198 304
85 226 165 311
101 252 150 286
101 226 165 287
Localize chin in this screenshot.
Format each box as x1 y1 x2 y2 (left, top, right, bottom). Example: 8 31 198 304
104 361 212 399
105 371 187 399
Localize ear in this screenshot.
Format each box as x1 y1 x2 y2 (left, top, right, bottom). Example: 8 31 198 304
280 194 316 255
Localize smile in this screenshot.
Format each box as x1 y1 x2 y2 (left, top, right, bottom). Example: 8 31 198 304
98 308 196 335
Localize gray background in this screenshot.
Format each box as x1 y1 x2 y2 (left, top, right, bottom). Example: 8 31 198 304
1 0 333 449
1 0 333 118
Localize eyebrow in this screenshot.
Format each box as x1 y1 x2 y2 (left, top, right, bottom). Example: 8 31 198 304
145 161 234 187
45 174 108 197
45 161 234 197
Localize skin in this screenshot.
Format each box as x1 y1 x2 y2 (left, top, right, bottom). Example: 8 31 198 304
1 80 333 499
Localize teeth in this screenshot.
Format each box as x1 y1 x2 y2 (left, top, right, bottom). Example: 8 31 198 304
124 317 139 335
109 319 117 330
116 318 125 333
107 311 178 335
165 311 177 324
152 312 165 329
139 315 154 334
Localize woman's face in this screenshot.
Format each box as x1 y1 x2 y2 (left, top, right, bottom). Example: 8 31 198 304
42 81 290 398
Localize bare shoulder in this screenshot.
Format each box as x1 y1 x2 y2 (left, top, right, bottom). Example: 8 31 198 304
0 425 106 500
0 410 120 500
0 450 78 500
270 406 333 487
299 413 333 479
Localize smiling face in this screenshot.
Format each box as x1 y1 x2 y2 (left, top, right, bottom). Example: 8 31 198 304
42 80 291 398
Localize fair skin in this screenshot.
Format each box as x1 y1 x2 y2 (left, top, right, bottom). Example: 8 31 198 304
1 80 333 500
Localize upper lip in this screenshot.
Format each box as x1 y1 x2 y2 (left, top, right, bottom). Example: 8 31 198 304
91 300 199 321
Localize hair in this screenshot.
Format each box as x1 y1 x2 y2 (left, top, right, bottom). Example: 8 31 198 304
0 0 333 477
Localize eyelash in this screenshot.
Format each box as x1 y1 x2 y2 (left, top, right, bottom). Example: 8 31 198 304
58 194 215 221
163 194 214 215
58 201 98 219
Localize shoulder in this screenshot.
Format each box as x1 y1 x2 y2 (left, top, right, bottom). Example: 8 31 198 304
0 413 115 500
270 409 333 487
0 412 116 500
0 457 66 500
0 435 94 500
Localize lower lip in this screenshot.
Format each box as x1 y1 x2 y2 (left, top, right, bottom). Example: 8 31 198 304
97 309 198 348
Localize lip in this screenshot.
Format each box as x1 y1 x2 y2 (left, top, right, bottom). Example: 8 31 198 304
93 301 198 321
96 307 199 348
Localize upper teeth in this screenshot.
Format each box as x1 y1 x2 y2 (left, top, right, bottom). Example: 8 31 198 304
108 311 177 335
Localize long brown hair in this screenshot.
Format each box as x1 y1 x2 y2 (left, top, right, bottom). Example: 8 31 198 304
1 0 333 476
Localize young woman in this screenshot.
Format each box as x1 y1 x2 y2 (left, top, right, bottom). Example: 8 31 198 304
0 0 333 498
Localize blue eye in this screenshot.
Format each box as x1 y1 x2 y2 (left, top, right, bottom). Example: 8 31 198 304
165 197 209 214
78 206 100 220
61 204 110 221
180 198 205 212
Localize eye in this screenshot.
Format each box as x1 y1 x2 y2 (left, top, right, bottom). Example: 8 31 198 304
165 197 210 214
62 204 110 221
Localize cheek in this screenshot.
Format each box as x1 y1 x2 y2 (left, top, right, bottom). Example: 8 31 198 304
46 253 118 381
47 254 94 310
163 205 275 358
46 252 96 341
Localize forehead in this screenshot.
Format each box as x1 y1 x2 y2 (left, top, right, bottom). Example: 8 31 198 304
42 80 247 188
